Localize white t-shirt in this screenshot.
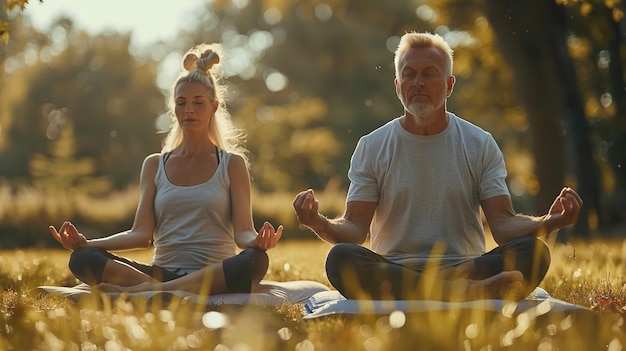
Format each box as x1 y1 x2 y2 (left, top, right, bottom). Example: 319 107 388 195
152 151 236 273
347 112 510 270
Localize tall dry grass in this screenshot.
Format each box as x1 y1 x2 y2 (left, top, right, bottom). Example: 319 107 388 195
1 238 626 350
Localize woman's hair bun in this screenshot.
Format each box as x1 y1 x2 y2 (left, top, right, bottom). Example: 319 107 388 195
182 48 220 73
182 53 198 71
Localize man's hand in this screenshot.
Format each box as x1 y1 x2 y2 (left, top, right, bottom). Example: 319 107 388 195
49 221 87 250
547 187 583 228
292 189 321 228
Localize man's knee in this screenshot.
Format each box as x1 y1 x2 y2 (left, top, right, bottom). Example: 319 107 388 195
510 237 551 265
503 237 551 282
530 238 551 277
325 243 360 273
325 243 371 289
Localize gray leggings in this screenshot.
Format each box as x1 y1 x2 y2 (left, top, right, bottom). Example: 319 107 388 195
325 237 551 300
68 247 268 293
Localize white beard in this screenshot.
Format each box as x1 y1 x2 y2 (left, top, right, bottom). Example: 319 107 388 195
406 101 437 126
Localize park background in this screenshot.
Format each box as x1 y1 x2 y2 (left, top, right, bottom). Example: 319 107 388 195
0 0 625 247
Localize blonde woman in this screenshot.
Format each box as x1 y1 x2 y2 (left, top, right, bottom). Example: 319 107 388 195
50 44 282 294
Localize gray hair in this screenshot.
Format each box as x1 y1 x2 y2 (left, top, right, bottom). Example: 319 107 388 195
394 32 454 78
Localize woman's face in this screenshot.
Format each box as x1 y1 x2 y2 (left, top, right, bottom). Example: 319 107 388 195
174 81 218 131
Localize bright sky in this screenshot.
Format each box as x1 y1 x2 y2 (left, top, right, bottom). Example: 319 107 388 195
19 0 288 96
22 0 202 47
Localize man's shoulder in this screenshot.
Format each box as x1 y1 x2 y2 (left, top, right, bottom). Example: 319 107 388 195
450 113 487 131
449 113 493 140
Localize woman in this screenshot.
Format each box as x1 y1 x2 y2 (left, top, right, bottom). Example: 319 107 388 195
49 43 282 295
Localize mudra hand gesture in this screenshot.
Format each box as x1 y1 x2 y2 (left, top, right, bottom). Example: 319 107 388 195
253 222 283 251
49 221 87 250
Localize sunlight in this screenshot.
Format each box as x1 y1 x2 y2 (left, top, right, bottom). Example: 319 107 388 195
314 3 333 21
202 311 229 330
388 310 406 329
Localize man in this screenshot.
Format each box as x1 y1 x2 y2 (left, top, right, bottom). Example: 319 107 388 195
293 31 583 301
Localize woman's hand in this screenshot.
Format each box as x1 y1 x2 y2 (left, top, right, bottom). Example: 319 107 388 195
49 221 87 250
253 221 283 251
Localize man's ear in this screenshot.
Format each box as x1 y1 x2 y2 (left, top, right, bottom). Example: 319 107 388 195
446 75 456 96
394 78 401 98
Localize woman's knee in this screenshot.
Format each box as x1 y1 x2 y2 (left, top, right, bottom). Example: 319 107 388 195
69 247 103 271
222 248 269 293
68 247 110 284
240 247 268 267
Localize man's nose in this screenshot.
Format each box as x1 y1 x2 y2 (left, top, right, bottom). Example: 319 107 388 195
412 76 425 88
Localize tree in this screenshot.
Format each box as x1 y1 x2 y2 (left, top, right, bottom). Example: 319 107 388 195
1 1 43 44
29 115 112 195
481 0 598 236
0 17 164 190
561 0 626 230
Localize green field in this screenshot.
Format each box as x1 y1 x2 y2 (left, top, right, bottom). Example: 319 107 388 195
2 239 626 350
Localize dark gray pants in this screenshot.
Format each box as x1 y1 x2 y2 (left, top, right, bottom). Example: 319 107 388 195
69 247 268 293
325 237 551 300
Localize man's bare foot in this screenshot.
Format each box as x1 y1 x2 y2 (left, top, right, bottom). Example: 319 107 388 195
463 270 525 301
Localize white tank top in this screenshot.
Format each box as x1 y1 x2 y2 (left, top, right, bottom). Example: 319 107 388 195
152 150 236 272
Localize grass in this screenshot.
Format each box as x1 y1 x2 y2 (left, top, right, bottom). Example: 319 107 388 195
2 238 626 350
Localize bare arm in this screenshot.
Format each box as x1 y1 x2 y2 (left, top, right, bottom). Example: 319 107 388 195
293 189 375 244
49 154 159 251
482 187 583 245
229 154 282 250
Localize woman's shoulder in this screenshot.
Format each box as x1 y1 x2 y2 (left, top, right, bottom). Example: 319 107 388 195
140 153 164 174
226 152 245 168
143 152 164 164
225 152 249 178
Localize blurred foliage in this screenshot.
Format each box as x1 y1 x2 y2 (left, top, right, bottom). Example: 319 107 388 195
0 0 625 246
1 0 40 43
0 16 164 190
30 120 113 195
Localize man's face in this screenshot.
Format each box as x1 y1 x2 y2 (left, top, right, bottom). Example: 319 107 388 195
395 46 454 126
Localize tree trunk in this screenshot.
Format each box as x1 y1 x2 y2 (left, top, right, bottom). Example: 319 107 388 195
605 3 626 229
484 0 599 237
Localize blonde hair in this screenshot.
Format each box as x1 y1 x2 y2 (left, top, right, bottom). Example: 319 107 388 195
161 43 249 167
394 32 454 78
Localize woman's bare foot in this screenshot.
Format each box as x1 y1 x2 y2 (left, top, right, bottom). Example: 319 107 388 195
95 281 156 293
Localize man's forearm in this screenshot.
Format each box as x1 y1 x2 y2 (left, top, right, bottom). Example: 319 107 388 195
307 215 367 244
490 214 555 245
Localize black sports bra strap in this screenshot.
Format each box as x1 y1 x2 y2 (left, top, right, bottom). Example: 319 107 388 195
162 149 220 165
163 151 172 164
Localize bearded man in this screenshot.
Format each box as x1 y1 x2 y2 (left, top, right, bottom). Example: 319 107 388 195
292 31 583 301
